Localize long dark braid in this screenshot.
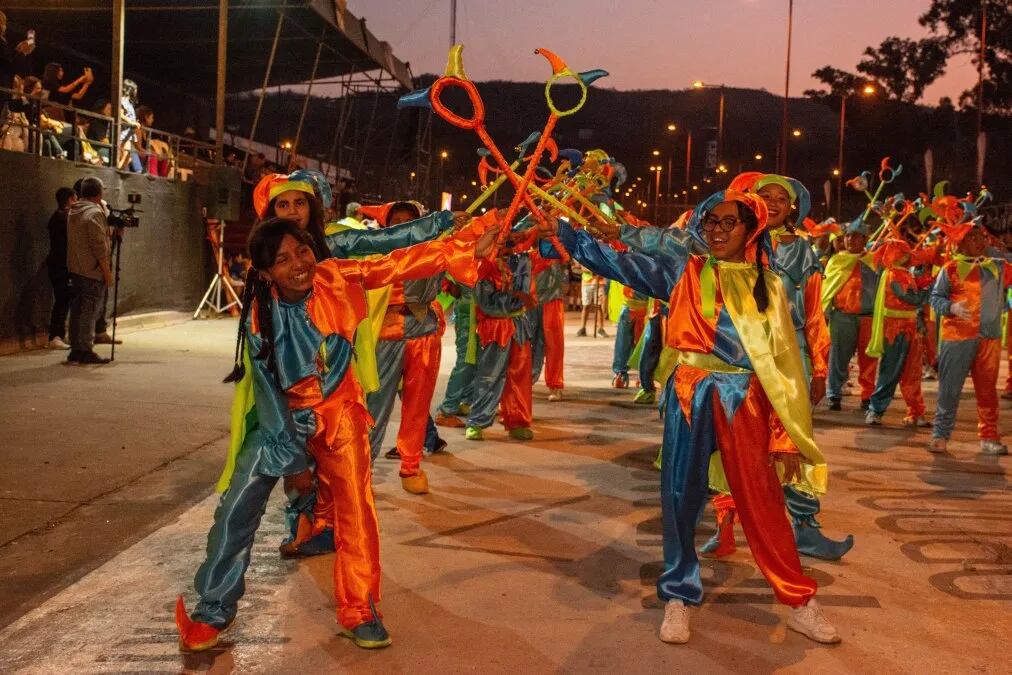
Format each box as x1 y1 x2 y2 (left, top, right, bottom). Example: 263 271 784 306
737 202 769 313
223 217 316 382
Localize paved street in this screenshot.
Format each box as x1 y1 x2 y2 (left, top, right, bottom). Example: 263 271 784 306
0 315 1009 673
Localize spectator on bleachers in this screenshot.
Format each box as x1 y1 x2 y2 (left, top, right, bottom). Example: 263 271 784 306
73 116 103 165
24 76 67 159
87 99 112 165
41 62 92 121
1 74 29 152
118 79 142 172
0 11 34 107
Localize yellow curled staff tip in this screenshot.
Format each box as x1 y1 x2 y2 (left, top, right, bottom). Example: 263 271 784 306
444 44 468 80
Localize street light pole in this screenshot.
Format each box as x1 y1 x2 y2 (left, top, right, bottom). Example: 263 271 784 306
779 0 794 174
653 166 662 224
836 93 846 221
717 86 725 168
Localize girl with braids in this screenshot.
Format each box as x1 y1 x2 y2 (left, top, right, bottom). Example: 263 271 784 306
175 217 496 652
538 190 841 645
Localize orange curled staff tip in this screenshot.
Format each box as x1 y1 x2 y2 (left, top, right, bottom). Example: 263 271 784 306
535 47 568 75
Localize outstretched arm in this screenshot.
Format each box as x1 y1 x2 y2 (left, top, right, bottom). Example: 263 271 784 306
545 219 683 301
619 223 693 259
326 211 455 258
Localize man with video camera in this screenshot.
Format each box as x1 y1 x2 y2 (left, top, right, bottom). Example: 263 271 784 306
66 176 113 364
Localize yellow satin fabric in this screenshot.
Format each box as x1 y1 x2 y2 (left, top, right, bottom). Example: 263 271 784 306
709 261 828 496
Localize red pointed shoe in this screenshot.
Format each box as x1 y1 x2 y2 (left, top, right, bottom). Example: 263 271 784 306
700 509 737 558
175 596 221 652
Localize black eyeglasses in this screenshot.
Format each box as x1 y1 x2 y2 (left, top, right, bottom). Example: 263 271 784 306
701 215 742 233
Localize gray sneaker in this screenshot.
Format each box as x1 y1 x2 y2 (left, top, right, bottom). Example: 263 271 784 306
864 410 882 426
980 439 1008 456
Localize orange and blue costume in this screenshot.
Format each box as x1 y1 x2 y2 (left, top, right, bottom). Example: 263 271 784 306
822 221 880 406
179 239 477 643
551 191 827 608
866 239 929 421
530 250 567 392
466 249 536 435
930 240 1010 444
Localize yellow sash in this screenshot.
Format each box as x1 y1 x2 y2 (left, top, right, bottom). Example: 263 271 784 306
706 261 828 496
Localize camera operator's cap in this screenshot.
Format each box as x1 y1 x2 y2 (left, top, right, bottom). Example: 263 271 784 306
253 173 316 218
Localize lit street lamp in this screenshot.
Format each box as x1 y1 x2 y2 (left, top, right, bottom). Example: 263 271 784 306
649 165 663 223
835 84 876 219
692 80 725 173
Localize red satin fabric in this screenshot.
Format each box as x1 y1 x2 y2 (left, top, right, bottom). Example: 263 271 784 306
710 378 817 608
803 274 830 378
856 316 877 399
541 298 565 389
972 338 1001 440
899 333 926 418
305 391 381 630
396 333 442 476
629 307 647 345
1005 316 1012 394
501 341 533 429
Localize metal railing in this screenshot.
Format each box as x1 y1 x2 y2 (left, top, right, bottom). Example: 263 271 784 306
0 84 216 180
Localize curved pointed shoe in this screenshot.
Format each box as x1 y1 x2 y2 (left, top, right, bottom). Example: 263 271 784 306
700 511 736 558
507 427 534 441
464 426 484 441
633 389 656 405
652 447 663 471
435 412 466 428
279 512 313 558
794 523 854 561
401 470 430 495
175 596 223 652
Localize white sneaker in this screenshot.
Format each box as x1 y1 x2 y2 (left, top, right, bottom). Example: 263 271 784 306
980 439 1008 456
787 598 840 644
928 437 948 454
864 410 882 426
659 600 690 644
47 336 70 350
547 389 563 402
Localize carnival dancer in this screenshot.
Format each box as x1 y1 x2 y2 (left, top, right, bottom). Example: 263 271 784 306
864 238 930 426
929 221 1009 455
823 219 880 411
613 176 851 561
435 277 477 423
610 285 649 388
701 174 850 561
465 234 538 441
542 191 840 644
175 218 496 652
232 175 464 555
530 249 567 401
362 200 472 493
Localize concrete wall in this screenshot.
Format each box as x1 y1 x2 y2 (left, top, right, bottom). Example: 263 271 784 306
0 152 212 352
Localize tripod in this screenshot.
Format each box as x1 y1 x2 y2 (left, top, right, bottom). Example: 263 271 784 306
109 233 122 361
193 219 242 318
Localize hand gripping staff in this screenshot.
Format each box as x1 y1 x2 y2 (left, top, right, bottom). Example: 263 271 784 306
398 44 608 259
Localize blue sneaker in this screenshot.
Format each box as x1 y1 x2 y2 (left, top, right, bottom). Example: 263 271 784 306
339 598 391 649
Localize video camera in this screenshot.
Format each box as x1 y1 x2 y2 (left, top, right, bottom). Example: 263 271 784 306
108 192 143 228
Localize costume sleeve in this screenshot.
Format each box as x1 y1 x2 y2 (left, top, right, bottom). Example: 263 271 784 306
802 273 830 379
930 268 953 316
890 275 926 307
553 219 681 301
334 238 476 290
246 328 308 477
326 210 454 257
476 278 525 316
618 224 691 259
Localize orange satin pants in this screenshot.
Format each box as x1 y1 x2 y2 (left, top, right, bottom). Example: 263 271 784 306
709 379 817 608
502 341 533 430
307 395 382 629
898 332 926 418
541 298 565 390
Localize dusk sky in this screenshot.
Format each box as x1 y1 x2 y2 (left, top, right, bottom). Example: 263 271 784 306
348 0 976 105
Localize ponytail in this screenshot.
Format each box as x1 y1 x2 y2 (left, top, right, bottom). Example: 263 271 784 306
223 267 258 382
752 250 769 313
